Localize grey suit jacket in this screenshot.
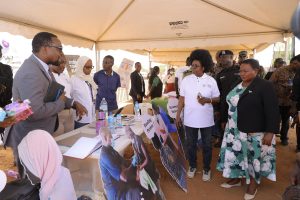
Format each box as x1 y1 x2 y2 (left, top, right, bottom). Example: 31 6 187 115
3 54 73 149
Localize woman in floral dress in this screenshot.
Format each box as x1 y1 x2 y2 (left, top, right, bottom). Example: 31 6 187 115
217 59 280 200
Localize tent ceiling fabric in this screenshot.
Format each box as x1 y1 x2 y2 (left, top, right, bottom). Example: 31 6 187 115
0 0 298 60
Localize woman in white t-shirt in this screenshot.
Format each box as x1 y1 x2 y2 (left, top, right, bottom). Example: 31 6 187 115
71 56 95 129
176 49 220 182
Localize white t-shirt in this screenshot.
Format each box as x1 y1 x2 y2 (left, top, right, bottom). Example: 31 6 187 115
180 73 220 128
70 76 95 123
53 73 72 98
175 66 190 88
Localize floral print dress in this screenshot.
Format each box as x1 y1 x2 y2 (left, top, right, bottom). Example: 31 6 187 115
216 83 276 184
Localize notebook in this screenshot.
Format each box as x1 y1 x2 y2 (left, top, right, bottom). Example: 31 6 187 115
44 81 65 102
63 136 102 159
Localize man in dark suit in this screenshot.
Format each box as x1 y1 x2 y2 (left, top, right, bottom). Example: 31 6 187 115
3 32 87 173
129 62 145 103
0 45 13 108
0 45 13 136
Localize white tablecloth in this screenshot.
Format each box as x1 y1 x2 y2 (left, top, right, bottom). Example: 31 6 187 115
55 118 144 199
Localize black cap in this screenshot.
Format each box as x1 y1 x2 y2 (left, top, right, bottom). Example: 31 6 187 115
274 58 284 64
239 51 248 57
218 50 233 58
0 44 2 50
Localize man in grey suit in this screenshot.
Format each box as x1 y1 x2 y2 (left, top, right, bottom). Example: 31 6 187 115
3 32 87 172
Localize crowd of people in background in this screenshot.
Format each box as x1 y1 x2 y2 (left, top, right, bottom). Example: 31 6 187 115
0 30 300 200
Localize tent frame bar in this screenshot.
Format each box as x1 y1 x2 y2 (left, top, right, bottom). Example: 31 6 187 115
97 31 285 44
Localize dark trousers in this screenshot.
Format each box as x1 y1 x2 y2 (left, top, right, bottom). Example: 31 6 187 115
185 126 213 171
279 106 291 141
132 95 143 104
212 113 222 138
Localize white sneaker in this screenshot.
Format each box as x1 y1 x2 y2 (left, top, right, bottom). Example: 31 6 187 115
202 170 211 181
187 167 196 178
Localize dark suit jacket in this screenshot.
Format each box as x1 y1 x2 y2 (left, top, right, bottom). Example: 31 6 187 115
237 76 280 134
0 62 13 107
291 69 300 111
3 55 73 149
129 71 145 98
216 66 241 122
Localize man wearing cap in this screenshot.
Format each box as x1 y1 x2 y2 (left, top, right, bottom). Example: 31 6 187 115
270 55 300 146
237 51 248 66
265 58 286 80
0 45 13 136
210 50 223 78
215 50 241 147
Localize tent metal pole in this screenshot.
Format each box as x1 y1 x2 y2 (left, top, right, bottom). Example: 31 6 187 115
148 51 152 70
95 47 101 71
284 40 288 63
292 36 296 58
252 48 256 58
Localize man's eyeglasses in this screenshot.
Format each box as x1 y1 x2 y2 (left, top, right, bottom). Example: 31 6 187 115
47 45 63 51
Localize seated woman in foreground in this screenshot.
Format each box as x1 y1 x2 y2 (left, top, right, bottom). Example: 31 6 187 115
17 129 76 200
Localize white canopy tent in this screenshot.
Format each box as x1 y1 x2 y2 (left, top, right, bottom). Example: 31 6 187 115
0 0 298 66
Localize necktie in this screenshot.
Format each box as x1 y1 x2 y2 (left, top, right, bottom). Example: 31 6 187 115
48 69 59 131
48 69 56 81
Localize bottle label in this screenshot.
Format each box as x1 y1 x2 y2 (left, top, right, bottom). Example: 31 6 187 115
98 111 105 120
96 120 106 135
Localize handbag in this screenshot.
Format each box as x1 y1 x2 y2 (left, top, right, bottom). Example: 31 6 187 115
0 178 40 200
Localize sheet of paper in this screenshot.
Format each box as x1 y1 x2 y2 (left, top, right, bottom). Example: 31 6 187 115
63 137 102 159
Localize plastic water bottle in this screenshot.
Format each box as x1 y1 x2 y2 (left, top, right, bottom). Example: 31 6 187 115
0 108 6 122
116 114 122 127
99 98 108 120
108 114 115 129
134 101 141 120
107 113 116 147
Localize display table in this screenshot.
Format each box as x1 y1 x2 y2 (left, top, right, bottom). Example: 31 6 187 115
55 117 144 199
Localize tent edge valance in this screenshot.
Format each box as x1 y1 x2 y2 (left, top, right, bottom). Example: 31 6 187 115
0 18 95 49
